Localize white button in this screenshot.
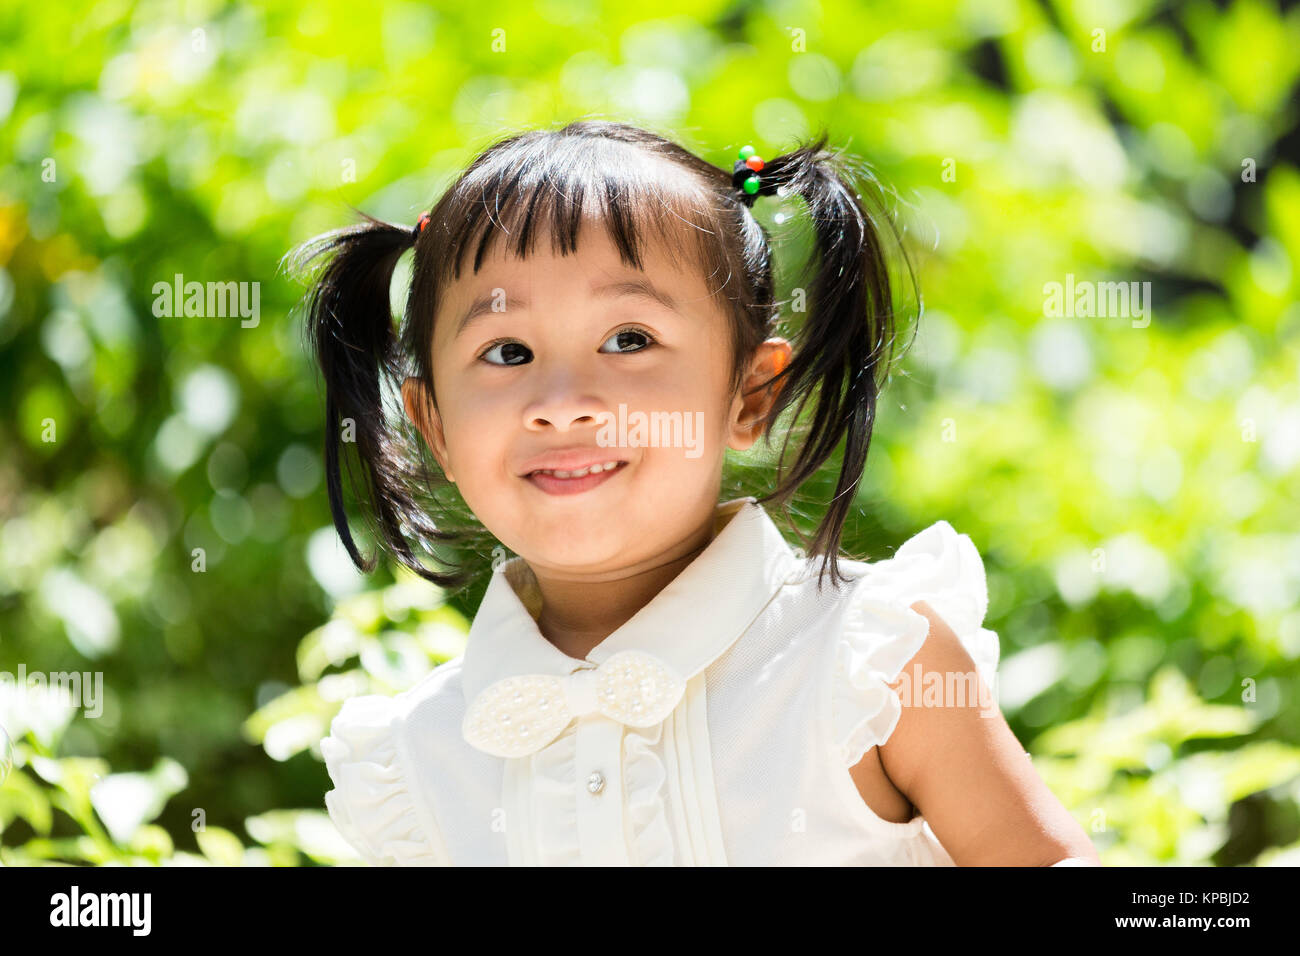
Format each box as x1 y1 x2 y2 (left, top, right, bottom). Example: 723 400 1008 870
586 771 605 794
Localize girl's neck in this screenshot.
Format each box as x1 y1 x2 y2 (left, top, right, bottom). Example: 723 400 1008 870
530 520 714 662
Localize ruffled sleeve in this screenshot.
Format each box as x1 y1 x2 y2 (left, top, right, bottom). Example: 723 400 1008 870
830 520 1000 769
320 694 450 866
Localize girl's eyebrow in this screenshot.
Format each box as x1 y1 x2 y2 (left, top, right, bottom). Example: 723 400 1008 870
453 277 681 339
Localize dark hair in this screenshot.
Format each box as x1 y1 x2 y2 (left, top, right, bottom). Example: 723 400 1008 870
283 118 918 594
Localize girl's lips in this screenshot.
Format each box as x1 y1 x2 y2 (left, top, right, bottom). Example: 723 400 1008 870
524 460 629 496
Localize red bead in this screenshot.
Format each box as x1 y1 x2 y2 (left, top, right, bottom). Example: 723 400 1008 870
746 156 764 172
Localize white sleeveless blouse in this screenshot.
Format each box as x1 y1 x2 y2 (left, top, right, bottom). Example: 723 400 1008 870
320 497 1000 865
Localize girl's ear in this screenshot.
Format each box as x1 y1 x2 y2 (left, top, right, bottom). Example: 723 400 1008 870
401 377 455 482
727 338 793 452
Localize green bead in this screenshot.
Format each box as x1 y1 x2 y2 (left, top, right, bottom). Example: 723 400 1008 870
742 175 760 195
739 144 756 161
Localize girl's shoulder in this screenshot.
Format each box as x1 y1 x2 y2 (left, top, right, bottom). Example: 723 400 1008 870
850 519 993 632
822 519 1001 770
319 657 466 866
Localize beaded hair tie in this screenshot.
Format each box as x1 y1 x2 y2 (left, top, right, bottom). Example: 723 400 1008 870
732 144 773 208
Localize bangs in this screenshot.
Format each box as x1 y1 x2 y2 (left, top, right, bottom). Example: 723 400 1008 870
434 132 736 299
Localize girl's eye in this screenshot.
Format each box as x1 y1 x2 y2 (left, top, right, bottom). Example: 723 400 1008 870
479 340 532 366
598 326 658 354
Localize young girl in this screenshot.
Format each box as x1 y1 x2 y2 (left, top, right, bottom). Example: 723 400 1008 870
293 119 1099 866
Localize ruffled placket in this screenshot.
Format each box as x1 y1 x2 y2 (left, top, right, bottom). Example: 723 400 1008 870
501 671 723 866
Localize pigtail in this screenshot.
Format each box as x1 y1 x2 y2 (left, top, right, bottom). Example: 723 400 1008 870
283 210 464 588
748 133 915 591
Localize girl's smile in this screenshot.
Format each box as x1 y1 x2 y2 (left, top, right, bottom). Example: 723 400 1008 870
521 454 630 496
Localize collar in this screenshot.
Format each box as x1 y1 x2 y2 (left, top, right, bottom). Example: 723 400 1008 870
459 497 799 735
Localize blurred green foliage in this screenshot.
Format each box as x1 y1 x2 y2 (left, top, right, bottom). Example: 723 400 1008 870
1 0 1298 865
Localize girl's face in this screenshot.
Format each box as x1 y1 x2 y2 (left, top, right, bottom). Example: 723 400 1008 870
402 220 789 578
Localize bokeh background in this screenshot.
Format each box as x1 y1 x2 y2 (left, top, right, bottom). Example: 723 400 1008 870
2 0 1298 866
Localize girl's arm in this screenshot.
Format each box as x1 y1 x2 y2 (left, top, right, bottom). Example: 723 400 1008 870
876 600 1102 866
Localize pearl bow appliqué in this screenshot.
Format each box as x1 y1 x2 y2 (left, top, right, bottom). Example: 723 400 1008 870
463 650 686 759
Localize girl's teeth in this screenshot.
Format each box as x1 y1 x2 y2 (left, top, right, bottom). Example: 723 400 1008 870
535 461 622 478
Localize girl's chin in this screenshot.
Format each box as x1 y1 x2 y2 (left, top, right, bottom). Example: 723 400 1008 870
507 522 639 565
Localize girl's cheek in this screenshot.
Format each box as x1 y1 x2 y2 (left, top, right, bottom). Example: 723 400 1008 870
458 396 522 451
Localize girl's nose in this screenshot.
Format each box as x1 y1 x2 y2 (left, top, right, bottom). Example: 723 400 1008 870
526 406 603 432
522 377 610 433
